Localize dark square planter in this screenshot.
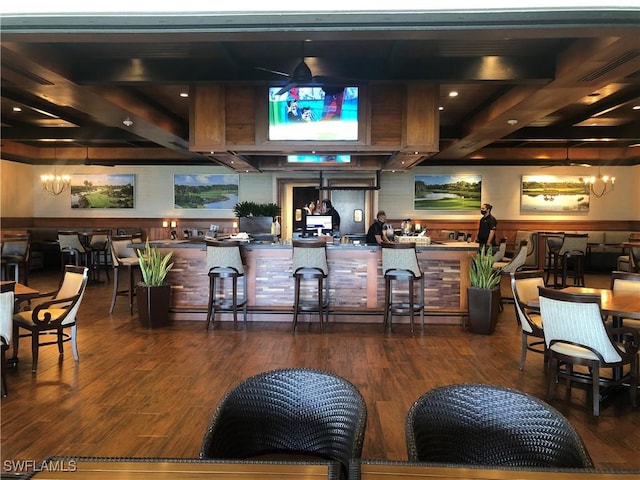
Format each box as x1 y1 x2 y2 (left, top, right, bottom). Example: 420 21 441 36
136 283 171 328
467 286 501 334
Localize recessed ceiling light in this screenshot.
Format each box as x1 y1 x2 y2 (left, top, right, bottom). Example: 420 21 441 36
507 119 518 125
438 106 444 111
12 106 22 112
449 91 458 97
179 92 189 98
633 105 640 110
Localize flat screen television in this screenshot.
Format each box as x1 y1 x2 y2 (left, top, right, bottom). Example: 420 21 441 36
305 215 334 233
287 154 351 163
268 86 358 141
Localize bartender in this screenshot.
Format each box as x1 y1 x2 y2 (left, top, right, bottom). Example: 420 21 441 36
320 199 341 234
366 210 392 245
474 203 497 249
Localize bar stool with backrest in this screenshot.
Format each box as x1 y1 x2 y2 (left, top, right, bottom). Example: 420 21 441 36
1 282 15 396
57 231 91 272
88 229 110 282
292 240 329 333
494 239 528 310
543 233 564 284
205 240 247 330
109 235 141 315
609 271 640 330
381 242 424 336
1 233 31 286
556 233 588 288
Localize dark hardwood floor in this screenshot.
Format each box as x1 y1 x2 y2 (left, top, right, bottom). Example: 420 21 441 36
1 269 638 471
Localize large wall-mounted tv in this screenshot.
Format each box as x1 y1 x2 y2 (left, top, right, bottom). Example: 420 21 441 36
268 86 358 141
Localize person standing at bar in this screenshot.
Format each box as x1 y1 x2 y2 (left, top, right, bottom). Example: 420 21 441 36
474 203 497 250
366 210 392 245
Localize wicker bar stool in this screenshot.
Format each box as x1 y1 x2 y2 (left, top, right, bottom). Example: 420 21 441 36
206 240 247 330
292 240 329 333
381 242 424 336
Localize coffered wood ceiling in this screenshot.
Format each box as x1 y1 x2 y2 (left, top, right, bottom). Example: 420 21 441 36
1 8 639 171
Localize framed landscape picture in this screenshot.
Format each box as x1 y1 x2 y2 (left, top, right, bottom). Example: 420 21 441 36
71 174 135 209
174 174 239 209
521 175 589 213
414 174 482 211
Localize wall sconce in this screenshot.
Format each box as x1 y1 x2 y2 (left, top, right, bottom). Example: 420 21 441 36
414 223 422 233
295 209 302 222
162 220 169 228
170 221 177 228
232 221 238 233
353 209 363 223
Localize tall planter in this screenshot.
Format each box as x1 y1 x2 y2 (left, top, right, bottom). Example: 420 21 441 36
467 286 501 334
136 284 171 328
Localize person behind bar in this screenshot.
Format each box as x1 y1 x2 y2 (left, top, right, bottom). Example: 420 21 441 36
474 203 497 249
366 210 392 245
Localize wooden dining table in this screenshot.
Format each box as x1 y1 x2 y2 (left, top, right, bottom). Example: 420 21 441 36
0 280 40 303
528 286 640 327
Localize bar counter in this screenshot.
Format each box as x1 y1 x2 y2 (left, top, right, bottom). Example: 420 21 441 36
153 239 477 324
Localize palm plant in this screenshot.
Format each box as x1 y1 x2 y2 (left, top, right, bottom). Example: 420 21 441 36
469 245 502 289
136 240 174 286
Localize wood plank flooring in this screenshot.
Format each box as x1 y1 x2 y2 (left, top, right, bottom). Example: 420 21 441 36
1 270 638 471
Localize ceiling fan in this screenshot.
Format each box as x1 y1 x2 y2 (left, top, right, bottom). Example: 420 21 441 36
542 145 592 168
255 44 350 96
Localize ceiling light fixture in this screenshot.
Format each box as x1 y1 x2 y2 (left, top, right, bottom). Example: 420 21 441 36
123 117 133 127
583 168 615 198
41 148 71 196
448 91 458 97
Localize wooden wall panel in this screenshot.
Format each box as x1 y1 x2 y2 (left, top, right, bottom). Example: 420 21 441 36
225 86 257 145
189 85 226 151
404 83 439 152
369 85 403 146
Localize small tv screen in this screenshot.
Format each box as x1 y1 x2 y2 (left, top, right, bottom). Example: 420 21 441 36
287 154 351 163
268 86 358 141
305 215 333 231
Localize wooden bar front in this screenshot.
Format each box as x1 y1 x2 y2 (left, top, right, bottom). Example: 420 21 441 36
159 241 475 324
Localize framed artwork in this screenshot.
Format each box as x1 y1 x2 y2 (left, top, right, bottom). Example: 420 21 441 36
521 175 589 213
414 174 482 210
71 174 135 208
174 174 239 209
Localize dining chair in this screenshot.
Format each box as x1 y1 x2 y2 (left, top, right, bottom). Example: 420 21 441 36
1 282 15 396
538 286 639 416
494 240 528 310
491 238 507 265
57 231 91 272
88 229 111 282
609 271 640 330
12 266 89 373
405 383 594 468
510 270 546 370
200 367 367 477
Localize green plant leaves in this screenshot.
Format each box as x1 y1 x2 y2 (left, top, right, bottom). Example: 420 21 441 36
136 240 174 286
469 245 502 289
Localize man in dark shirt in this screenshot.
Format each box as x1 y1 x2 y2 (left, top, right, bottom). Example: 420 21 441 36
475 203 497 248
366 210 390 245
320 199 341 233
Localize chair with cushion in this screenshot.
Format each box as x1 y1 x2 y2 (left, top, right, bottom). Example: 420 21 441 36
538 286 639 416
1 233 31 285
511 270 546 371
381 242 424 336
610 271 640 330
57 231 91 272
200 367 367 477
205 240 247 330
491 238 507 265
13 266 89 373
88 229 111 282
494 240 528 309
292 240 330 333
1 282 15 396
547 233 588 288
405 383 594 468
109 235 141 315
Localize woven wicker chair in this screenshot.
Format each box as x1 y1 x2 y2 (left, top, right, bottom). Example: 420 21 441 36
200 367 367 476
405 383 594 468
511 270 547 371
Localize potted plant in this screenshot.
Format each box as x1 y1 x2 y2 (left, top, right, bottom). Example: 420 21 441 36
136 240 175 328
233 201 281 235
467 246 502 334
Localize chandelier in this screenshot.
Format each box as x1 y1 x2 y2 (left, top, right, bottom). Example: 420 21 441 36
583 169 615 198
41 173 71 195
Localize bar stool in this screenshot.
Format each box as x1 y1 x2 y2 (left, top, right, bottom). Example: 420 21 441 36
1 233 30 285
58 231 91 271
292 240 329 333
549 234 588 288
109 235 140 315
88 229 110 282
544 233 564 285
206 240 247 330
381 242 424 336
